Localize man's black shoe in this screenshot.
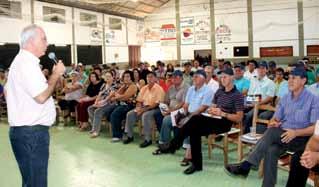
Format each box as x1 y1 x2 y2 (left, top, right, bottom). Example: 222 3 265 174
183 164 202 175
224 163 249 178
139 140 152 148
123 136 134 144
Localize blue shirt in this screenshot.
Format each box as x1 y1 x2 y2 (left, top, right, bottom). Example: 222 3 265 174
277 81 289 99
185 84 213 113
307 83 319 96
274 89 319 129
234 77 250 93
248 76 276 100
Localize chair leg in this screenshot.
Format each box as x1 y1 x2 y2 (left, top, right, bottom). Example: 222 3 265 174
223 134 229 166
207 135 214 160
258 159 264 178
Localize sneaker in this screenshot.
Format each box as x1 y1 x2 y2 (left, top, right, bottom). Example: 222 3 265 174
224 163 250 178
139 140 152 148
123 136 134 144
90 132 99 138
111 137 121 143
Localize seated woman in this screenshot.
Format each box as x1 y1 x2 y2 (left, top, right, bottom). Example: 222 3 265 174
160 68 244 175
58 71 83 117
87 71 118 138
77 72 104 130
133 68 145 90
109 70 138 142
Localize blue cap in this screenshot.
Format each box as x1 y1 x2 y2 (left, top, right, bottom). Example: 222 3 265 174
194 69 207 78
291 67 307 78
172 70 183 77
258 61 268 69
268 61 276 68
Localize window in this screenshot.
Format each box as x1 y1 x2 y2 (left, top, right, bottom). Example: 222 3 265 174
109 17 122 30
234 46 248 57
80 12 97 27
0 1 22 19
43 6 65 24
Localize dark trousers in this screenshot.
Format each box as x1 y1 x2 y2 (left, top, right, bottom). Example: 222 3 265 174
110 104 134 138
153 109 164 133
58 99 78 112
286 150 319 187
9 125 50 187
246 127 309 187
170 115 232 169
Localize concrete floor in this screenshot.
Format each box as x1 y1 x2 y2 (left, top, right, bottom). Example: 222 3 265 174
0 121 301 187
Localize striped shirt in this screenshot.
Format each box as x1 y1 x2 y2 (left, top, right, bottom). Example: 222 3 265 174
274 88 319 129
213 86 244 114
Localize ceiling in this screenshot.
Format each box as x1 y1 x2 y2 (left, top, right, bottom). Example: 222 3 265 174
38 0 171 19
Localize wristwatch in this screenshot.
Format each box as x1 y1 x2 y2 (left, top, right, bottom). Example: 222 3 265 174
222 112 227 118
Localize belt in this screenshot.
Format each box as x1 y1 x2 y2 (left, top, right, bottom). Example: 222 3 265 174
11 125 49 131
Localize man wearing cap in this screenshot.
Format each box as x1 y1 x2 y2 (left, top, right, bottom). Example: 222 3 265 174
152 70 190 154
243 60 276 133
160 68 244 175
244 59 258 81
182 62 193 86
225 68 319 187
234 64 250 96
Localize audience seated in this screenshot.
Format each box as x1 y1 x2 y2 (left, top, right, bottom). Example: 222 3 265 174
87 71 118 138
58 71 83 117
182 62 193 86
77 72 104 130
109 70 138 142
123 71 165 148
225 68 319 187
244 59 258 81
233 64 250 96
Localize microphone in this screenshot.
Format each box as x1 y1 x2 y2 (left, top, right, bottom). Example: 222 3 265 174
48 52 58 64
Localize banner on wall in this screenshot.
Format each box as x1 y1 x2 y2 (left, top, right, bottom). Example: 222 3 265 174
90 29 103 44
160 24 176 46
216 24 232 42
195 17 210 44
180 17 194 45
144 26 161 42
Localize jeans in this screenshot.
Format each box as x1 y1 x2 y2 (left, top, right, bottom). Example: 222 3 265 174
243 109 274 134
153 109 164 133
110 104 134 138
9 125 50 187
88 104 116 133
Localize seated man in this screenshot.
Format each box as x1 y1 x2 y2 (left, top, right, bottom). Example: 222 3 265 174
285 126 319 187
233 64 250 96
152 70 189 148
123 72 165 148
153 70 213 156
160 68 244 175
225 68 319 187
243 61 276 133
307 71 319 96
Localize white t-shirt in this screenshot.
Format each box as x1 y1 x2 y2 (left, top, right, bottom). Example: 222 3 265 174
5 49 56 126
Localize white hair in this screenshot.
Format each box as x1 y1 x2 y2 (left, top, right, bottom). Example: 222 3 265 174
19 24 41 48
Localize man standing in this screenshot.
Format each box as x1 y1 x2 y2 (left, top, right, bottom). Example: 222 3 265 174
5 24 65 187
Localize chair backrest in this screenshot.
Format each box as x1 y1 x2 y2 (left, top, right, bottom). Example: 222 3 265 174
252 103 276 128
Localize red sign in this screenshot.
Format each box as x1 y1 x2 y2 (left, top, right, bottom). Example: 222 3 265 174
260 46 293 57
307 45 319 56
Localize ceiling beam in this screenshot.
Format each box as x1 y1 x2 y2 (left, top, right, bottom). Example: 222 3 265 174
37 0 144 20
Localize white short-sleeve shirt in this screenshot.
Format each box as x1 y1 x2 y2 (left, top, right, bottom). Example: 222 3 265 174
5 49 56 126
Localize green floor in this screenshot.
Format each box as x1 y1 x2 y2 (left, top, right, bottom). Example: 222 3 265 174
0 121 298 187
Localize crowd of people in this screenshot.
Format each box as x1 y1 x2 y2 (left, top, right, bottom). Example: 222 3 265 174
2 55 319 186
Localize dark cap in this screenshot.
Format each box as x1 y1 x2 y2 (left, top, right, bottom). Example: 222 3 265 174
183 62 192 66
268 61 276 68
290 67 307 78
223 61 232 66
234 64 245 70
172 70 183 77
194 69 207 78
220 68 234 76
258 61 268 69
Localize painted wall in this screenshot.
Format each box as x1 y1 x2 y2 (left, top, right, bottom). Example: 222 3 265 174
303 0 319 55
